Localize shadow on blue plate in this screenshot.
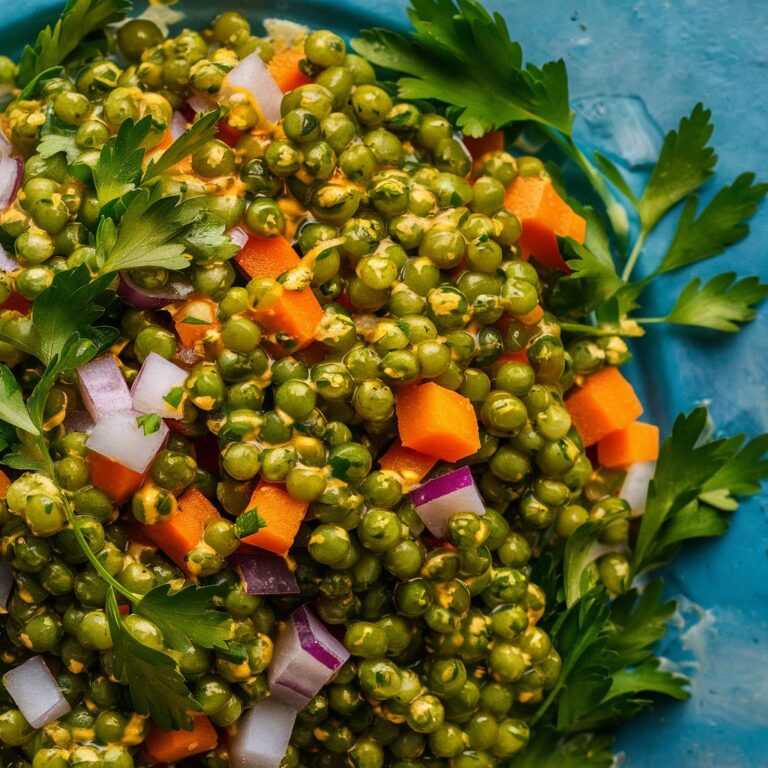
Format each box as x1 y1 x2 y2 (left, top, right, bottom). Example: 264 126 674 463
1 1 767 765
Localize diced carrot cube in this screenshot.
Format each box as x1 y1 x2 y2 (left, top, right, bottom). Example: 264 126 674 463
396 383 480 462
144 715 218 762
378 440 438 483
174 297 220 347
239 481 308 557
597 421 660 468
88 452 145 504
140 487 221 571
504 176 586 271
566 367 643 447
268 48 313 93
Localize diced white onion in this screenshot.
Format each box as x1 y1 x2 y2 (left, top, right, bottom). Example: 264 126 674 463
86 410 168 474
2 656 71 728
131 352 188 418
410 466 486 537
622 460 656 517
224 52 283 124
0 129 23 213
229 696 297 768
169 110 188 140
77 356 132 421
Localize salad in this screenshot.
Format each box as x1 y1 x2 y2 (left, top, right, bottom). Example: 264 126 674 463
0 0 766 766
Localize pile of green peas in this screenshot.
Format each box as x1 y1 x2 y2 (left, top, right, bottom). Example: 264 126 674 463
0 10 637 768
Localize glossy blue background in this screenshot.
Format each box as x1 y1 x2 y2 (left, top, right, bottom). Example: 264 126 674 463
2 1 766 765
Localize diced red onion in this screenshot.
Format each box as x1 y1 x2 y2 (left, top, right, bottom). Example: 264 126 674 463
229 226 249 251
131 352 188 419
410 466 485 538
117 270 194 310
0 560 13 611
86 410 168 474
0 242 20 272
0 129 23 213
77 356 132 421
621 460 655 517
231 553 300 595
268 605 350 709
169 110 188 141
229 697 297 768
64 409 96 435
2 656 71 728
224 52 283 124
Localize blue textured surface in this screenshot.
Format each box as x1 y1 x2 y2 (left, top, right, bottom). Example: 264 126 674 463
2 1 767 765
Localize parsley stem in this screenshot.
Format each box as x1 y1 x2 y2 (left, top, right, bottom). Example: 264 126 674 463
543 128 630 245
621 230 647 282
633 317 666 324
63 497 139 604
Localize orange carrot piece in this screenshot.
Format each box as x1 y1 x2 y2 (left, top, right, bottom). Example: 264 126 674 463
566 367 643 447
597 421 660 468
0 469 11 499
504 176 586 271
235 234 301 278
464 130 505 161
268 48 313 92
88 453 145 504
235 235 324 351
378 440 438 482
145 715 218 763
396 382 480 462
240 480 308 557
174 297 220 347
140 487 221 571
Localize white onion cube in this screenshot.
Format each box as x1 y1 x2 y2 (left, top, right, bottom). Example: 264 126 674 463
131 352 188 418
621 460 656 517
229 697 297 768
224 52 283 124
77 356 132 421
86 410 168 474
3 656 71 728
410 466 485 537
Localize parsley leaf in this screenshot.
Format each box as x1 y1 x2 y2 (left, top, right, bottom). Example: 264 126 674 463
699 433 768 510
353 0 572 137
134 583 233 654
136 413 161 436
179 316 210 325
631 408 740 575
657 173 768 274
105 588 200 732
664 273 768 332
0 365 39 435
235 508 267 538
637 103 717 233
97 190 199 274
163 386 184 409
17 0 131 87
93 117 152 211
30 265 116 365
508 728 615 768
143 108 222 182
559 233 623 314
563 520 604 607
181 209 240 264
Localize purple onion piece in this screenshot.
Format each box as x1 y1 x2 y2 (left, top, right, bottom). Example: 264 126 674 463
63 409 96 435
292 605 348 669
117 270 194 310
169 110 188 141
229 226 249 251
77 356 132 422
411 466 475 507
0 242 20 273
410 466 485 538
231 553 299 595
0 129 23 212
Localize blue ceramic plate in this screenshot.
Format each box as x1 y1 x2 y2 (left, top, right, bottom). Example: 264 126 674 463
2 2 766 765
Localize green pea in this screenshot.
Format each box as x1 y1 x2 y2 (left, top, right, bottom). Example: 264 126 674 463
134 324 177 363
281 84 334 119
309 524 352 566
363 128 404 166
118 19 163 61
305 30 346 68
316 67 354 108
15 227 55 265
339 143 378 183
351 85 393 126
22 611 63 652
321 111 357 152
417 114 453 150
434 137 472 177
311 183 362 224
353 379 395 422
